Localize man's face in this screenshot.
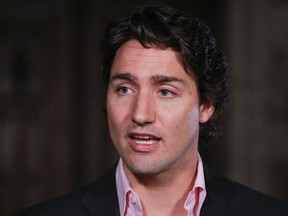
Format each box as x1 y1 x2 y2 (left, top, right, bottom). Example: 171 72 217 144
106 40 213 176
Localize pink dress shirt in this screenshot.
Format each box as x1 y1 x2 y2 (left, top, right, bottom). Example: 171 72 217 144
116 153 206 216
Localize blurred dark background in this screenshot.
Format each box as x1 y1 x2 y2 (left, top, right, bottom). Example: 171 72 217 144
1 0 288 215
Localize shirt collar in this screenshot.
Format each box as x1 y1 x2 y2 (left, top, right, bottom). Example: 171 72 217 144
193 153 206 190
184 153 207 215
116 158 133 216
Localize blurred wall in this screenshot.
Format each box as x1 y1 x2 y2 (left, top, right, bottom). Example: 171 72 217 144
0 0 287 215
227 0 288 201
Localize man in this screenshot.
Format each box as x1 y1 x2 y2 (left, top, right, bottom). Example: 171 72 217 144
15 4 288 216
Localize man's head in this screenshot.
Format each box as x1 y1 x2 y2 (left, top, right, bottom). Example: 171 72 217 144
102 4 230 147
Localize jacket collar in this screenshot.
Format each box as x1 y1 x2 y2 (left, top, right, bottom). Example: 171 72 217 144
81 165 120 216
200 164 243 216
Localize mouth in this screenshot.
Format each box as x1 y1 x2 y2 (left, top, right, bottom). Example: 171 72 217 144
128 133 161 145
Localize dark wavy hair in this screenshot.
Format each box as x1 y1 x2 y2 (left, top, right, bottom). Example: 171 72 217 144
101 4 230 146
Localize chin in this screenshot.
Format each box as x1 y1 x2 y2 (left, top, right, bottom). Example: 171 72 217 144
124 158 170 176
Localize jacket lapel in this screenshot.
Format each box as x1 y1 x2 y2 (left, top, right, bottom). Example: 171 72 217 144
200 164 243 216
81 165 120 216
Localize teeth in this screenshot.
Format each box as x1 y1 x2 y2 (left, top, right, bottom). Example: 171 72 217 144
130 134 160 145
133 135 150 140
134 139 157 145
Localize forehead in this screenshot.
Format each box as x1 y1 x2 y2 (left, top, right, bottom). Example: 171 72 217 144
115 40 180 62
111 40 191 79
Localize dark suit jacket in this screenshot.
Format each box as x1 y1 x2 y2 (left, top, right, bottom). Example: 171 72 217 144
15 164 288 216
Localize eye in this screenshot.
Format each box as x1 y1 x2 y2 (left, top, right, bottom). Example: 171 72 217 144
117 86 132 95
159 89 175 97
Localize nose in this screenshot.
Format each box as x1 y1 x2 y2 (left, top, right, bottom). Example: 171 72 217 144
131 91 155 126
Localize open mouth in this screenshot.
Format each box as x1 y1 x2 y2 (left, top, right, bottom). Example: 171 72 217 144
129 134 161 145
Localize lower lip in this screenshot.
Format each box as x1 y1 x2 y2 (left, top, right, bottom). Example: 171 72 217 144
129 138 160 152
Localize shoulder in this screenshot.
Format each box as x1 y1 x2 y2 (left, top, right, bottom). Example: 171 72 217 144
220 176 288 212
14 166 118 216
14 187 89 216
229 179 288 215
203 166 288 216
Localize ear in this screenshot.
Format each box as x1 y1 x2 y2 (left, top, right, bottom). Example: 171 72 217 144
199 103 215 123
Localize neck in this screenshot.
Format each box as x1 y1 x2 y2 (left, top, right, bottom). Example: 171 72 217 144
124 162 198 216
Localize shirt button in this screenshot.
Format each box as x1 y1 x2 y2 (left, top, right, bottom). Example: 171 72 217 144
130 194 137 204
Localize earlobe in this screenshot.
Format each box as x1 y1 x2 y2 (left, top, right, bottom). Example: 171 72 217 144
199 103 215 123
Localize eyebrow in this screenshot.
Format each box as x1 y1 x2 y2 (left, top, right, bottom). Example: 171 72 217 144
109 72 184 85
151 75 184 84
109 72 136 83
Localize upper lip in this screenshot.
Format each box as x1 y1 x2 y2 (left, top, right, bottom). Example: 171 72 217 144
128 132 161 140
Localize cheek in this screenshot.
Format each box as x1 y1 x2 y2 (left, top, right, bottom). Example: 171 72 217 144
107 106 121 127
107 105 126 147
106 98 120 131
107 97 131 133
164 100 199 122
169 106 200 139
